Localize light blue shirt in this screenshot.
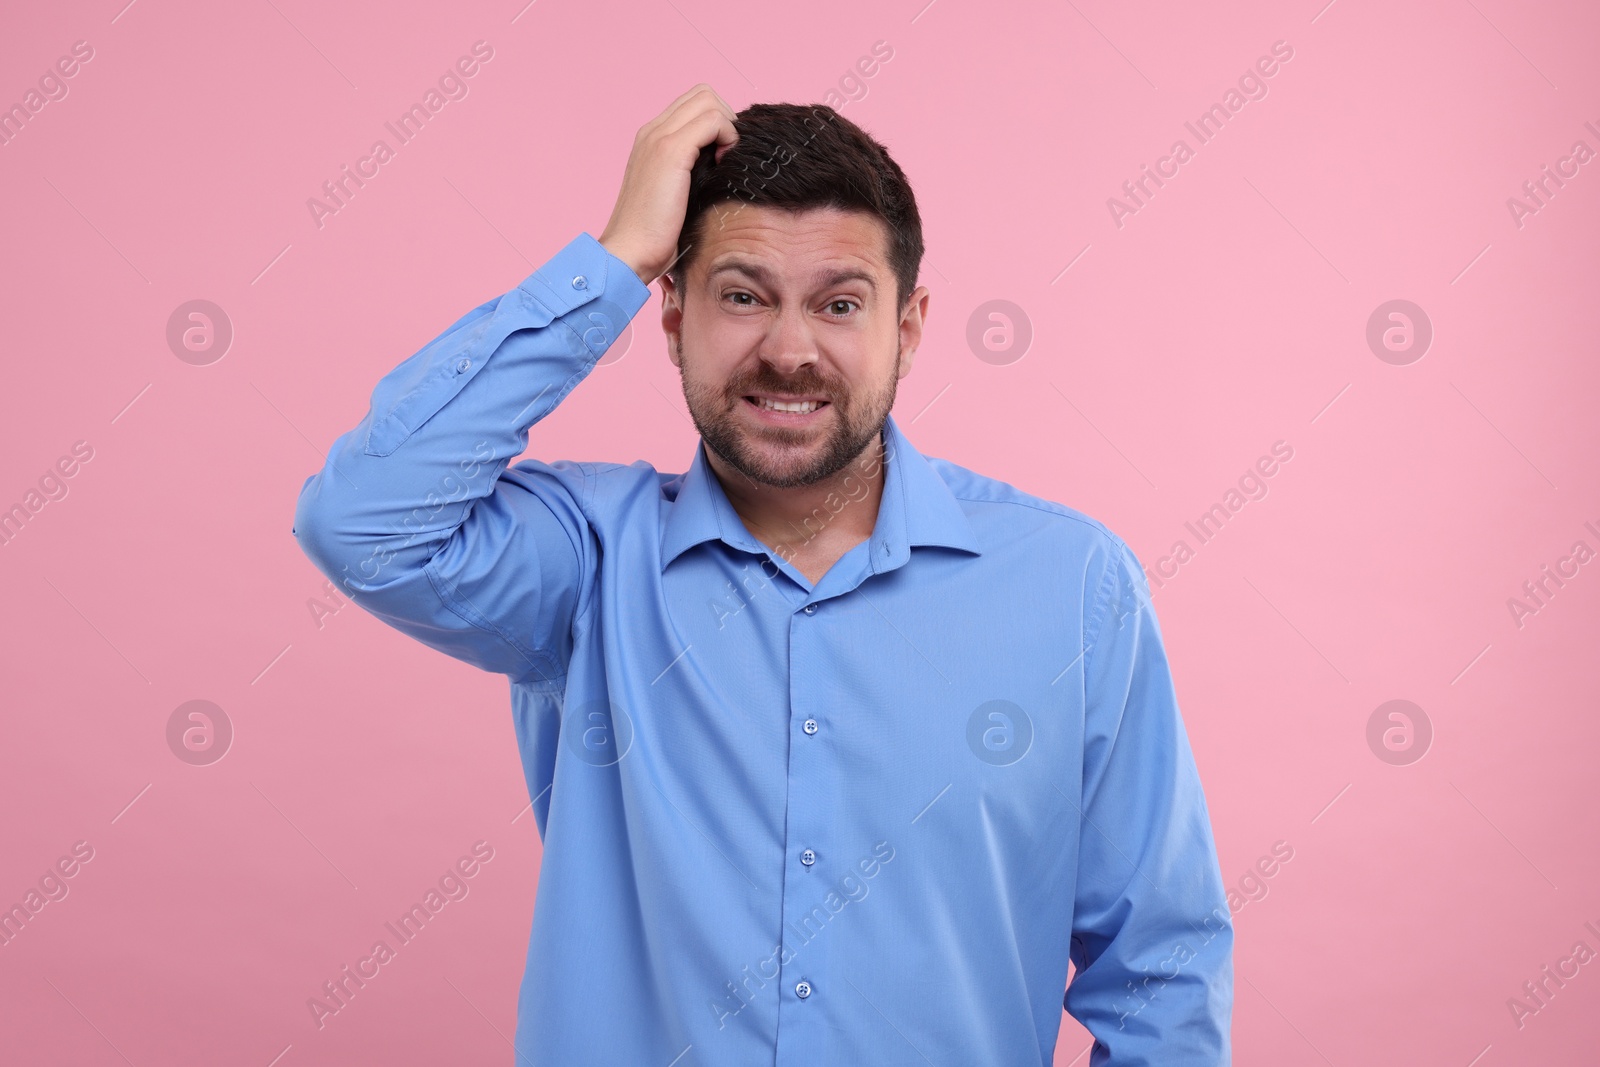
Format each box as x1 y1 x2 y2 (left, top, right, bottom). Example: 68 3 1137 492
293 232 1233 1065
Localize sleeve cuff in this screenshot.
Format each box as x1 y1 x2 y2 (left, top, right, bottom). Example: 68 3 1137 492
516 231 652 324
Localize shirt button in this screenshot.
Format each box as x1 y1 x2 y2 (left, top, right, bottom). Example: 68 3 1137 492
803 604 816 615
802 719 818 735
455 357 472 373
795 980 812 999
571 275 588 290
800 849 815 866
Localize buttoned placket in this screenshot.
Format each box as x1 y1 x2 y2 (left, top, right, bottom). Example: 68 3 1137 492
771 533 891 1065
697 453 909 1062
776 588 828 1058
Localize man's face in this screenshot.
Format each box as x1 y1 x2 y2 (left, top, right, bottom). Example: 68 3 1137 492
661 204 927 490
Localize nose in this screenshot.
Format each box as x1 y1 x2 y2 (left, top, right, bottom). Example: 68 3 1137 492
755 302 819 378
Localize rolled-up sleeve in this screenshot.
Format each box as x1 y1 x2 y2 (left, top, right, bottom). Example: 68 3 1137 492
1064 534 1234 1065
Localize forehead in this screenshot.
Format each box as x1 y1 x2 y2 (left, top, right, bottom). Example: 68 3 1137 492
694 204 891 285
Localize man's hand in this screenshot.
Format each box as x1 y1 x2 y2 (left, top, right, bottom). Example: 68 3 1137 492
598 84 739 287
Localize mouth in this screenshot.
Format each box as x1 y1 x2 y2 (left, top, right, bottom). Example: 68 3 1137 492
742 394 831 425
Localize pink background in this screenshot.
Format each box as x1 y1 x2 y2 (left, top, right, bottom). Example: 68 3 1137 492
3 0 1598 1063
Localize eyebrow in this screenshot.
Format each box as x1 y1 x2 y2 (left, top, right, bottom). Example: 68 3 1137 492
705 258 878 296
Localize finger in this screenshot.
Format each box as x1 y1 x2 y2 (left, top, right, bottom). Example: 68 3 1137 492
714 121 739 164
661 106 738 158
711 112 739 152
683 85 738 130
707 90 739 161
642 82 715 136
708 87 738 123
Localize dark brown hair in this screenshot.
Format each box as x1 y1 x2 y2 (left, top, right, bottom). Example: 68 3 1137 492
667 103 924 313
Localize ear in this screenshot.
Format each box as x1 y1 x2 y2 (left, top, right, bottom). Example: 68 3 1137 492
896 284 930 379
660 271 684 369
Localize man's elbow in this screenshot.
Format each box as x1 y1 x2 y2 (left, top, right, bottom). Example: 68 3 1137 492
292 474 368 587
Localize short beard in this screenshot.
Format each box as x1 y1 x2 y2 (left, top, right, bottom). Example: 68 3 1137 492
678 336 899 490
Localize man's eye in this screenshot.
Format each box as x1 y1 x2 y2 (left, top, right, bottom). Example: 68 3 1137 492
722 292 857 317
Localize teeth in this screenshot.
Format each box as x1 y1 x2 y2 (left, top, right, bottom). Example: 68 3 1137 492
756 397 822 413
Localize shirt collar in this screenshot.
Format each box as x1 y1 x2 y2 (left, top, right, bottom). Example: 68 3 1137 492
660 411 982 574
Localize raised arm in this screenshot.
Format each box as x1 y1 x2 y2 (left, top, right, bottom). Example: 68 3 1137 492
291 234 650 684
291 84 740 686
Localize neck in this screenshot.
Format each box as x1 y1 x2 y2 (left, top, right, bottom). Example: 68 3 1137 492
706 430 889 564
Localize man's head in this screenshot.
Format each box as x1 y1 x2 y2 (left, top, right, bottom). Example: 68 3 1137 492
659 103 929 490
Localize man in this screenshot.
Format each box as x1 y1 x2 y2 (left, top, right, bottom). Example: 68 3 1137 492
294 84 1233 1065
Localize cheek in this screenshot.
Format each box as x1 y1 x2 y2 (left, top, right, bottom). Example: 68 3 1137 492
680 345 743 399
694 322 767 372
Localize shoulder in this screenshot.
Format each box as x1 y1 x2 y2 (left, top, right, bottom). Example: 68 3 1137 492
927 456 1154 647
925 453 1135 562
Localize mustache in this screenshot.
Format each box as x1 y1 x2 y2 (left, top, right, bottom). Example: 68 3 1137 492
729 374 840 399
